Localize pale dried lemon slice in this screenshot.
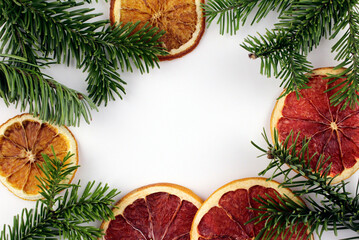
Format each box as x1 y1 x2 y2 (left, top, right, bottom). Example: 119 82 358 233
0 114 78 200
110 0 205 60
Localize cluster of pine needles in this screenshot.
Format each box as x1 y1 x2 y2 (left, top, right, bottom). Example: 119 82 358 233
251 130 359 239
203 0 359 109
0 0 166 126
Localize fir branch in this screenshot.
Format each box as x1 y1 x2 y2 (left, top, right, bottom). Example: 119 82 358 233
50 220 104 240
0 55 96 126
0 150 120 240
250 129 359 239
205 0 359 109
329 3 359 109
0 0 166 125
1 0 166 106
37 151 80 209
0 202 58 240
241 1 351 96
55 181 118 223
203 0 291 35
242 29 313 96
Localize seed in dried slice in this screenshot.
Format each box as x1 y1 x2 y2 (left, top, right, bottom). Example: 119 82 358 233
191 178 312 240
101 183 203 240
0 114 78 200
271 67 359 184
110 0 205 60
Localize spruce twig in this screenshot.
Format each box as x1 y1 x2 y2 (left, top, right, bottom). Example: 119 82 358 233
203 0 359 109
0 149 120 240
0 0 166 126
329 3 359 109
0 54 96 126
203 0 291 35
250 129 359 239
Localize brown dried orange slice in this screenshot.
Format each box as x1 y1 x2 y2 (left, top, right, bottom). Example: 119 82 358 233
0 114 78 200
191 178 311 240
110 0 205 60
271 67 359 184
101 183 202 240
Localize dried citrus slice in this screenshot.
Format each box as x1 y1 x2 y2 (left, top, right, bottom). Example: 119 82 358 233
101 183 202 240
271 67 359 184
110 0 205 60
0 114 78 200
191 178 311 240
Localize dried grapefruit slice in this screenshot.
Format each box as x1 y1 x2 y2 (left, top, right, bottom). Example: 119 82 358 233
101 183 202 240
110 0 205 60
191 178 311 240
0 114 78 200
271 67 359 184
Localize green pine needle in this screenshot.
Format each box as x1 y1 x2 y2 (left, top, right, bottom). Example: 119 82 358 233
0 148 120 240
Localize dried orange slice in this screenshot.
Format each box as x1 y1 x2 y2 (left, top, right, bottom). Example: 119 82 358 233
101 183 202 240
191 178 311 240
110 0 205 60
271 67 359 184
0 114 78 200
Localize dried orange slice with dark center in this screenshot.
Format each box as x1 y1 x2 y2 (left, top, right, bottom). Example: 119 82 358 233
110 0 205 60
191 178 311 240
271 67 359 184
0 114 78 200
101 183 202 240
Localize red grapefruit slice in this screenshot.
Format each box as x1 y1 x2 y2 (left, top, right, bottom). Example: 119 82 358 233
191 178 311 240
101 183 202 240
271 67 359 184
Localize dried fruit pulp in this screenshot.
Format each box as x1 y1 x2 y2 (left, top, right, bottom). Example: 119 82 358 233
191 178 310 240
0 114 78 200
101 183 202 240
110 0 205 60
271 68 359 184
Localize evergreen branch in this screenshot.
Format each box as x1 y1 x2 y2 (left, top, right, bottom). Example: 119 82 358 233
82 22 165 105
0 55 96 126
205 0 359 109
240 0 354 99
37 150 79 209
242 30 312 95
0 0 166 125
55 181 118 222
329 3 359 109
203 0 291 35
0 202 58 240
0 151 120 240
50 220 104 240
274 0 350 54
242 0 351 57
1 0 166 106
250 129 359 239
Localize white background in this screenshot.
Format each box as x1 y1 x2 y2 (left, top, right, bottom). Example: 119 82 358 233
0 1 358 239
